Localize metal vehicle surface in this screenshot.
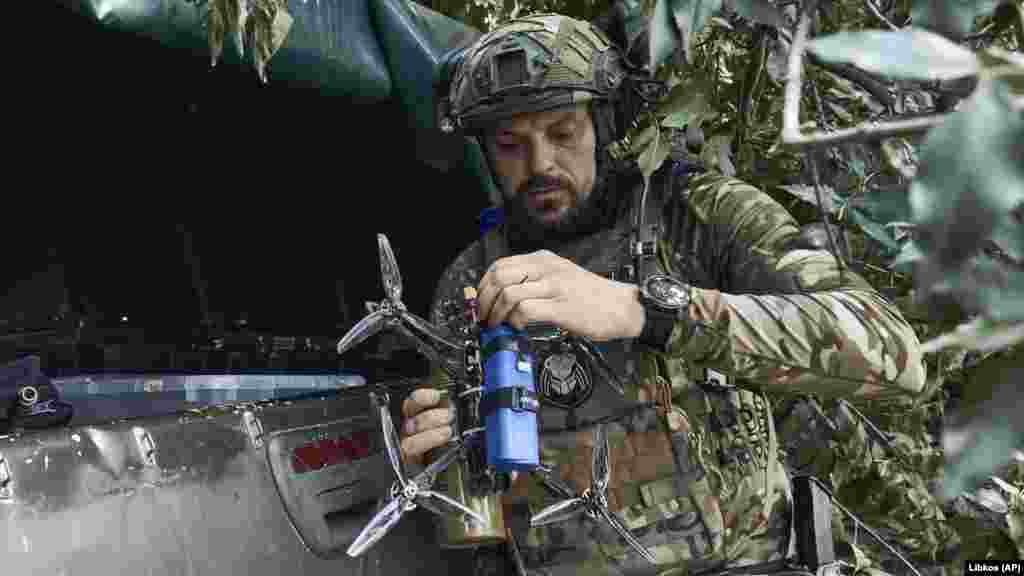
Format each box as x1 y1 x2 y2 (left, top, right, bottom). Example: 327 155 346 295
1 372 464 575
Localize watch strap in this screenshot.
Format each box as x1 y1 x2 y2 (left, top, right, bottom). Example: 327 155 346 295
638 304 676 352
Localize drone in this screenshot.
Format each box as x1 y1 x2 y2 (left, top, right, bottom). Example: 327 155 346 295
338 234 655 564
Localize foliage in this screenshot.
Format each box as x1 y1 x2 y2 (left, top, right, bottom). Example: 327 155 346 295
418 0 1023 565
188 0 293 83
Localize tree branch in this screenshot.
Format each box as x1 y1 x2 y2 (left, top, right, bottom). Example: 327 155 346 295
782 13 947 149
863 0 898 31
808 53 894 110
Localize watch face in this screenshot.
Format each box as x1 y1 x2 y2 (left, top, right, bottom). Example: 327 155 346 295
645 275 689 309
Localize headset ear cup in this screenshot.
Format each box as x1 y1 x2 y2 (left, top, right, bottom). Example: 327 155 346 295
591 101 614 151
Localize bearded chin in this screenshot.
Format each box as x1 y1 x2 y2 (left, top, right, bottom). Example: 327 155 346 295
503 182 610 253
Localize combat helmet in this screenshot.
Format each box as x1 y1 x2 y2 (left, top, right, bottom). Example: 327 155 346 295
438 13 630 146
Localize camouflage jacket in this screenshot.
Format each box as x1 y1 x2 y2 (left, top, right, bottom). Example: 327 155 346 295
426 165 926 575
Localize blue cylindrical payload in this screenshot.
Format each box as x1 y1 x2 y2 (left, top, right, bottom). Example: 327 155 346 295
479 324 540 472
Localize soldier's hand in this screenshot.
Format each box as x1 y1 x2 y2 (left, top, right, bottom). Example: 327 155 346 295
400 388 454 466
476 250 645 342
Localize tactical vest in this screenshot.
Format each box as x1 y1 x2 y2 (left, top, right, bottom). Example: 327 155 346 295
482 161 794 576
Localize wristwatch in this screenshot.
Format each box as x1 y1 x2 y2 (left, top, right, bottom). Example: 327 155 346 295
637 274 691 351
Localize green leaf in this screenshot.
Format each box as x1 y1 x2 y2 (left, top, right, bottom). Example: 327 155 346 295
628 124 660 157
649 0 679 73
808 28 980 81
881 138 919 179
726 0 786 27
846 148 867 179
979 47 1024 95
637 124 672 182
825 100 854 123
979 46 1024 70
848 185 914 225
657 75 714 128
911 0 1004 40
910 76 1024 271
776 184 842 215
637 126 674 214
922 317 1024 354
850 207 902 252
668 0 724 65
701 134 734 176
620 0 649 52
892 240 923 266
946 256 1024 322
940 348 1024 501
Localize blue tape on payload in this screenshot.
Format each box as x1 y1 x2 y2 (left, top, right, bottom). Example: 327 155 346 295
478 206 504 235
480 325 539 472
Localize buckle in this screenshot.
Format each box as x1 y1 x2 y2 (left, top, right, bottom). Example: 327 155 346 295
632 240 656 258
512 387 540 412
479 387 540 418
702 368 733 391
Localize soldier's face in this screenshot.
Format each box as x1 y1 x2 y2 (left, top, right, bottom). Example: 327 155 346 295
485 104 597 231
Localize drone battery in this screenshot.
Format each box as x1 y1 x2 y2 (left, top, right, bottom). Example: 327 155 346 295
479 325 540 472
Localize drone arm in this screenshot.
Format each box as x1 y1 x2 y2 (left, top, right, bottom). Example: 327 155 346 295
401 311 465 356
573 338 626 396
592 424 611 496
418 489 487 524
414 440 464 484
394 323 463 381
595 505 657 564
533 468 578 500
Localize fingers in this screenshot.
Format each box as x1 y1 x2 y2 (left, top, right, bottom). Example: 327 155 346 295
478 252 551 298
402 388 446 418
403 407 453 437
478 267 530 327
505 298 559 332
400 425 453 463
485 279 559 328
478 256 557 327
400 388 452 465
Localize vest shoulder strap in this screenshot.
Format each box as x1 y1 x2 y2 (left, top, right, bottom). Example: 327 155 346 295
480 225 509 271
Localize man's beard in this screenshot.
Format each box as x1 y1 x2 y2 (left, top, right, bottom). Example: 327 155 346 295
502 173 613 254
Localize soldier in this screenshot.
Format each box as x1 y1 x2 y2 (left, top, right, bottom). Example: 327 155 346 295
399 13 925 575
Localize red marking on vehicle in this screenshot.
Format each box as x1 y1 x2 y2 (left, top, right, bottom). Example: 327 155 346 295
291 430 373 473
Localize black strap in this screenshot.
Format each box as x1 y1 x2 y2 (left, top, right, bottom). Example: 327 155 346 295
627 159 676 283
478 386 540 417
638 305 675 351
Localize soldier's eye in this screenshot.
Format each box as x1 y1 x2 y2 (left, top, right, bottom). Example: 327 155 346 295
494 133 522 151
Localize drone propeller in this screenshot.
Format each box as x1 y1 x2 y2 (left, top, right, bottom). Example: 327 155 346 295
377 233 403 303
347 392 485 558
337 233 464 379
530 424 656 564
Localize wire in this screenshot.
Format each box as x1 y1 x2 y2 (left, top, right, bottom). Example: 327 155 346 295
805 476 924 576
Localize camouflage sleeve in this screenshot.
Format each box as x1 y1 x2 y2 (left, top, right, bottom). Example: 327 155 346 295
663 173 926 401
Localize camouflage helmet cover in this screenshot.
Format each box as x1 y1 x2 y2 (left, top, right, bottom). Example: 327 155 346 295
443 14 627 133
